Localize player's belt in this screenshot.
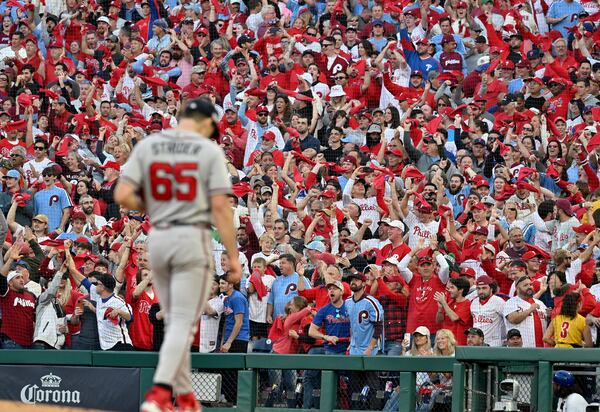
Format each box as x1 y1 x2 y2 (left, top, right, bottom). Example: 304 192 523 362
153 221 211 229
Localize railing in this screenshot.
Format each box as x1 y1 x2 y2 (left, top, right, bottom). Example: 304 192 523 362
0 349 598 412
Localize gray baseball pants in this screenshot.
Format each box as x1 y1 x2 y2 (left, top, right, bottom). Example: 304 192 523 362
148 226 214 394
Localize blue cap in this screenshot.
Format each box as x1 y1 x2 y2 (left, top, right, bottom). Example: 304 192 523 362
184 3 201 13
5 169 20 179
372 19 384 26
58 96 68 105
117 103 132 113
14 260 30 270
305 240 326 253
553 370 574 387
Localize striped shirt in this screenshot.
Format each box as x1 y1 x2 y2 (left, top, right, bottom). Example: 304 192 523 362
82 278 133 350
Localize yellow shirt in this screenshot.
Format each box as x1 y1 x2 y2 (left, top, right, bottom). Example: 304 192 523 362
552 314 586 348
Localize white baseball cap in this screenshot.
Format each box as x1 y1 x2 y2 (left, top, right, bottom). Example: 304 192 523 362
413 326 431 336
7 270 20 283
387 220 405 231
97 16 111 24
329 85 346 98
297 72 313 84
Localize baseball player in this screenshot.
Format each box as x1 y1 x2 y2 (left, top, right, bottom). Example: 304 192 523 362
114 98 241 412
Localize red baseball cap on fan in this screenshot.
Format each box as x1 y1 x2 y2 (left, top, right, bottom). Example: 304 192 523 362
101 161 121 171
262 130 276 141
256 105 269 113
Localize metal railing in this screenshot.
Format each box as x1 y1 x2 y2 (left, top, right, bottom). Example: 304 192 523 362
0 349 598 412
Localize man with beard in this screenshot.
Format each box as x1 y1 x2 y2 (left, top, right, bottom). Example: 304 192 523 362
259 54 291 90
503 276 548 347
445 174 470 218
283 116 320 152
434 277 473 345
552 199 579 252
345 272 383 356
133 50 181 83
470 275 506 347
240 102 285 166
398 36 439 80
0 268 36 349
306 280 351 408
79 194 108 231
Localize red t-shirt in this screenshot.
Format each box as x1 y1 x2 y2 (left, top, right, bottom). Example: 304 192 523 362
0 139 26 159
376 243 411 265
299 282 351 310
442 298 473 346
0 288 36 346
406 274 446 334
127 288 159 350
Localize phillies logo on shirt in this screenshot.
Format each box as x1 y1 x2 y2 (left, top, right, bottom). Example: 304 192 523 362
13 296 35 308
285 283 297 295
49 195 60 207
138 300 151 315
357 310 369 324
413 226 431 239
473 314 494 324
223 306 233 315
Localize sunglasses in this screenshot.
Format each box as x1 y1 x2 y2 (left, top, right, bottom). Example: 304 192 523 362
34 146 45 150
334 76 346 80
10 154 21 157
437 103 447 107
322 43 333 47
257 112 268 116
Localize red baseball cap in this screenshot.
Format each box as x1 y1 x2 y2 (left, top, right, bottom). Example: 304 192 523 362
573 224 596 234
522 250 542 260
320 189 336 198
460 267 476 277
262 130 276 141
101 161 121 171
256 105 269 113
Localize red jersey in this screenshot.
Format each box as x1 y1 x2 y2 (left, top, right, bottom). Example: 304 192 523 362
439 51 463 72
299 282 351 310
441 298 473 346
127 288 160 350
376 243 411 265
406 274 447 334
0 139 26 159
0 288 36 346
546 90 571 121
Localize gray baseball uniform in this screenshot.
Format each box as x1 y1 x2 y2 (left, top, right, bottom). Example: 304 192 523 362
122 129 231 394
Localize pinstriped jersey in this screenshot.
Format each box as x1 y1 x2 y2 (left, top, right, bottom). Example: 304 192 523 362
345 294 384 355
121 129 231 225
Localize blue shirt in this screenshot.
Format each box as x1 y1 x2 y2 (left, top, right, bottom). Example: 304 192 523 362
268 273 311 317
445 186 471 218
33 186 73 232
223 290 250 342
344 294 383 356
547 0 585 37
312 303 351 353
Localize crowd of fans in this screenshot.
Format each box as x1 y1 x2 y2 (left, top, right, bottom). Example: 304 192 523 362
1 0 600 407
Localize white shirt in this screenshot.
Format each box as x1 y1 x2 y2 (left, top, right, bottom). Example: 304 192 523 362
89 284 133 350
503 295 548 348
199 296 224 353
590 284 600 302
245 274 276 323
24 158 52 187
470 295 506 347
403 211 440 249
557 393 588 411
